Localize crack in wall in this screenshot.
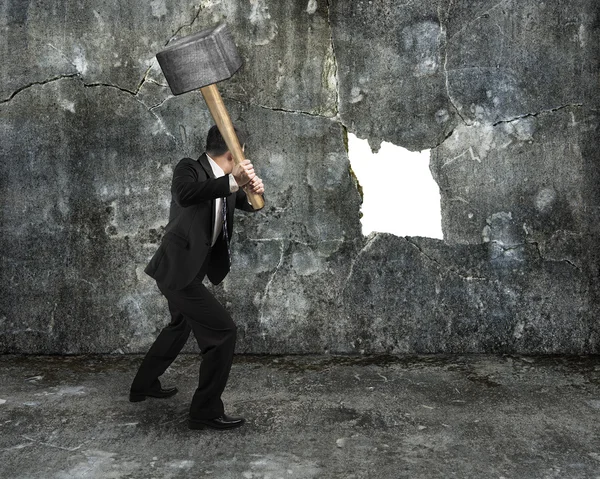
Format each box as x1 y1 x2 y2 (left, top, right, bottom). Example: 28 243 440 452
258 239 286 326
80 72 159 99
492 103 584 126
221 95 334 119
144 89 340 122
148 2 346 124
4 2 351 141
167 3 203 46
340 234 378 302
47 36 156 98
0 74 80 105
487 238 582 271
1 73 177 141
526 240 582 271
2 65 153 106
247 238 344 248
133 62 157 96
492 242 525 252
1 70 346 143
81 80 175 139
431 103 585 151
3 3 203 108
432 127 455 149
149 96 172 112
83 81 138 96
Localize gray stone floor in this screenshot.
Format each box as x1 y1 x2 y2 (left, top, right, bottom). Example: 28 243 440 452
0 354 599 479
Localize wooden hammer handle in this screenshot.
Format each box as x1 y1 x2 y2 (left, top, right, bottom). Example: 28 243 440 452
200 84 265 211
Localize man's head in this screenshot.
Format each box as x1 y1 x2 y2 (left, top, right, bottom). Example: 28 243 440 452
205 125 246 174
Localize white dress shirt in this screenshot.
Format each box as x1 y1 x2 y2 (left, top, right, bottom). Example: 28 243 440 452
206 154 239 246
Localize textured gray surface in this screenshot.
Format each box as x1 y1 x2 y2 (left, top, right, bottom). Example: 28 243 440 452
0 354 599 479
430 108 599 245
168 0 339 116
342 234 599 354
1 0 599 354
331 0 453 151
331 0 599 151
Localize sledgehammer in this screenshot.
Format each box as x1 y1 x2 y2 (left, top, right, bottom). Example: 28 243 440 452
156 23 265 210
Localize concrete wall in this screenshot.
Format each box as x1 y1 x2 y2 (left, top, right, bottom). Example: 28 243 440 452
1 0 598 354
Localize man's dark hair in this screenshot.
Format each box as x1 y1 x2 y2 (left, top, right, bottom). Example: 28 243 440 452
205 125 247 156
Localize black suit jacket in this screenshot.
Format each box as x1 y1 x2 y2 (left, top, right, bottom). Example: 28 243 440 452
144 153 256 290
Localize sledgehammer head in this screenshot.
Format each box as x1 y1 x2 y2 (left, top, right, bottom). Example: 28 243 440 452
156 23 243 95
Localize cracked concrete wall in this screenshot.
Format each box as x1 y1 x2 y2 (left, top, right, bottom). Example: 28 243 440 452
1 0 599 354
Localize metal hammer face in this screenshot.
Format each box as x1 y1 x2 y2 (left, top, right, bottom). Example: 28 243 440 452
156 23 243 95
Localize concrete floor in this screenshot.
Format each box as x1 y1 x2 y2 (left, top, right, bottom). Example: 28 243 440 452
0 354 599 479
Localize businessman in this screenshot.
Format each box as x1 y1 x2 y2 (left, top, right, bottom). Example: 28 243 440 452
129 125 264 430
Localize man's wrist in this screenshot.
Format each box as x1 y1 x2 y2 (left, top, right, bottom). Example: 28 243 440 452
228 174 240 193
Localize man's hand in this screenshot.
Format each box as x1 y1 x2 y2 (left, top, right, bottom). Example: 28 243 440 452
232 159 255 187
245 175 264 195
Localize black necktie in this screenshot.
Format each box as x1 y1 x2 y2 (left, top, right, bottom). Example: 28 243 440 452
222 198 231 266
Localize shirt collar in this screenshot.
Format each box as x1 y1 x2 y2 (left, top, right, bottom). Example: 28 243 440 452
206 154 225 178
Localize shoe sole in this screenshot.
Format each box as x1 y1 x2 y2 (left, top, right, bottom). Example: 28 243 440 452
188 419 245 430
129 391 178 402
129 394 147 402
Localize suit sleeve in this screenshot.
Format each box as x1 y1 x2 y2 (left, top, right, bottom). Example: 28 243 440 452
235 188 263 212
171 159 232 207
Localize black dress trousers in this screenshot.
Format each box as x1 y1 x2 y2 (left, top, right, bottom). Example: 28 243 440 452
130 254 237 420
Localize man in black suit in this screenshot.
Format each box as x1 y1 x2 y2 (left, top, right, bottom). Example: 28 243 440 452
129 125 264 430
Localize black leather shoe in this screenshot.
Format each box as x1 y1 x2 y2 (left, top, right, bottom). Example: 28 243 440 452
129 386 178 402
188 414 245 430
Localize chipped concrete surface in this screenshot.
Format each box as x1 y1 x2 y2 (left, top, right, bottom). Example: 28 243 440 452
341 233 599 354
1 0 599 355
0 354 599 478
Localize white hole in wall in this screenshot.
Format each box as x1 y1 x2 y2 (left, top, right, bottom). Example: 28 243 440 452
347 133 443 239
